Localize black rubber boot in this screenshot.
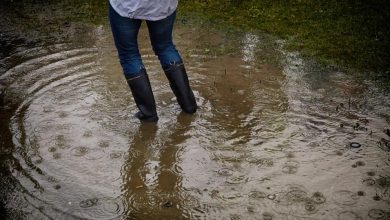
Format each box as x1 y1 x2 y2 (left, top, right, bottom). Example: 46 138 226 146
164 62 197 113
125 69 159 122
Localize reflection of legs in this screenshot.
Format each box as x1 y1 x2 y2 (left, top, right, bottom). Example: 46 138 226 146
109 4 158 122
123 123 158 216
158 114 192 189
122 115 194 218
156 114 193 217
147 12 197 114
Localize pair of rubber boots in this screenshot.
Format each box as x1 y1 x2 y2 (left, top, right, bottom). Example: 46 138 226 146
125 62 197 122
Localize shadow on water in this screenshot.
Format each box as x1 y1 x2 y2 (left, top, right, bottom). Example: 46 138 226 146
0 2 390 220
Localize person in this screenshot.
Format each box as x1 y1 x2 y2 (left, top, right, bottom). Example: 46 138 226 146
109 0 197 122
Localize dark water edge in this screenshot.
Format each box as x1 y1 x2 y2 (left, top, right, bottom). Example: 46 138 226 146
0 1 99 218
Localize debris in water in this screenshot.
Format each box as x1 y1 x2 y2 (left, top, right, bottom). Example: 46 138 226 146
350 142 361 148
357 191 365 196
356 161 365 166
163 201 173 208
384 128 390 137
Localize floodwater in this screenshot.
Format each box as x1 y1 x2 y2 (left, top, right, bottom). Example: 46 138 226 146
1 12 390 220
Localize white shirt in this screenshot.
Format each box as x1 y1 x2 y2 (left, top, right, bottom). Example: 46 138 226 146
109 0 178 21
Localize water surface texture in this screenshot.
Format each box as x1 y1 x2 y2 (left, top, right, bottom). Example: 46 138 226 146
0 21 389 219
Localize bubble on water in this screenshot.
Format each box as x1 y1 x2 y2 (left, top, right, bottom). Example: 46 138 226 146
83 130 93 137
226 175 248 184
368 209 386 219
267 194 276 200
263 212 273 220
282 187 308 203
338 211 362 220
80 198 99 208
47 176 58 183
48 147 57 152
246 157 274 167
304 200 317 214
221 192 243 201
282 165 298 174
311 192 326 204
249 191 267 199
43 106 55 113
217 168 234 176
53 152 61 159
109 151 123 159
363 177 376 186
282 161 299 174
99 140 110 148
333 190 359 206
71 146 90 157
97 197 124 218
55 135 68 148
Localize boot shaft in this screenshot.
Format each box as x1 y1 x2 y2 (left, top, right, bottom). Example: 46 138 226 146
126 69 159 122
164 63 197 114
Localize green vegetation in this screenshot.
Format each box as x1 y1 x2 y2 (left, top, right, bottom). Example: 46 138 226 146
1 0 389 81
180 0 390 80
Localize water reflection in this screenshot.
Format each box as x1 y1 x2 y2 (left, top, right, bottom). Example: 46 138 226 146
241 32 259 64
122 114 195 219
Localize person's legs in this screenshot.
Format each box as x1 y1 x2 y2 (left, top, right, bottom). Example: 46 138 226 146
146 11 182 69
146 12 197 113
109 4 144 77
109 4 158 122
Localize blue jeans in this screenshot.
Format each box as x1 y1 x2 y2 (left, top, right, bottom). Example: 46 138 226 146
109 4 182 77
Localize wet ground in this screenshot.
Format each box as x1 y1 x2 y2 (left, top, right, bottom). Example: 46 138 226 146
1 6 390 220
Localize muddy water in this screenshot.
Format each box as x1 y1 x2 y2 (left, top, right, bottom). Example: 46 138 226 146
0 18 389 220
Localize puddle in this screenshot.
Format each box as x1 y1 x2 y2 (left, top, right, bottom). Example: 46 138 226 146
0 6 389 220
